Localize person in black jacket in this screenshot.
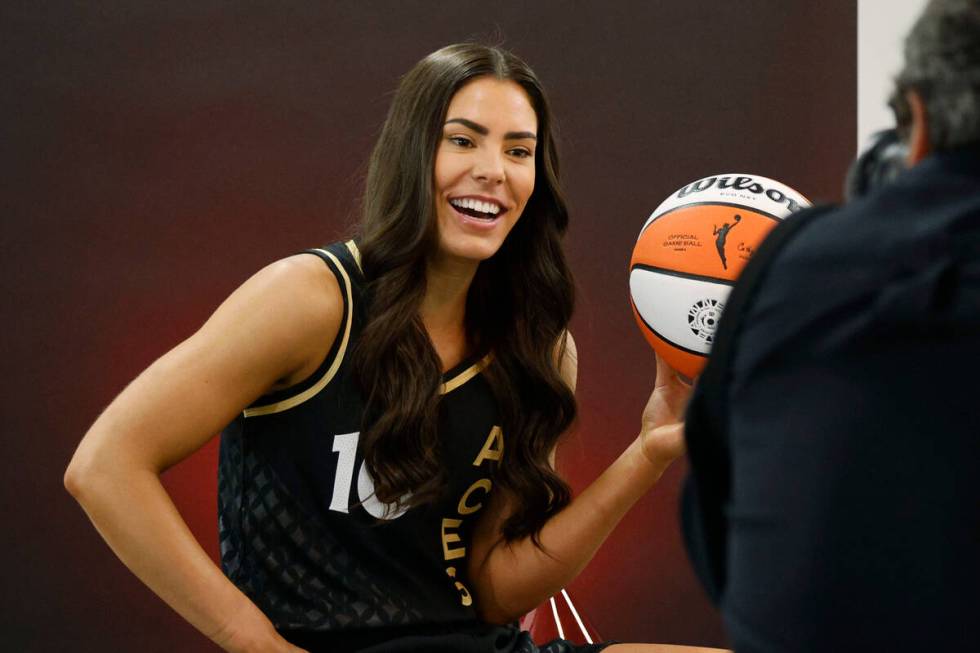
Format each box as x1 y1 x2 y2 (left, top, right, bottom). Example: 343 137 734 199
681 1 980 651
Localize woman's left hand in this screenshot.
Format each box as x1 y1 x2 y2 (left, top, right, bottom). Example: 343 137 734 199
638 354 694 473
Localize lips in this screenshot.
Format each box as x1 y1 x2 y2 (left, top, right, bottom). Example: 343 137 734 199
449 196 505 221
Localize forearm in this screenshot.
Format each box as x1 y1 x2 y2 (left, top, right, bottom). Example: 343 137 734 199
472 436 670 623
66 459 272 651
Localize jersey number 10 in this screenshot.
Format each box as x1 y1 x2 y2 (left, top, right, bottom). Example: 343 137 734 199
329 432 409 520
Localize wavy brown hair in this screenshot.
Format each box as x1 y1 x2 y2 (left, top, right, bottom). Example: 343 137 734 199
354 43 575 543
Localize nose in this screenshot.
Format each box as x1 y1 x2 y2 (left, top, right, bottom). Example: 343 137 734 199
471 148 505 185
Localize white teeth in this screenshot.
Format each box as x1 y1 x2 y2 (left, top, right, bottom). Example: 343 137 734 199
451 197 501 215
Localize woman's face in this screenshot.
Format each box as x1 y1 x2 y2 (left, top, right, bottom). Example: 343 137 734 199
432 76 538 265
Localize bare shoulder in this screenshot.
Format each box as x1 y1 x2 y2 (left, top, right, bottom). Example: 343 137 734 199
549 331 577 468
241 252 342 316
556 330 578 393
562 330 578 364
159 251 348 403
224 252 344 389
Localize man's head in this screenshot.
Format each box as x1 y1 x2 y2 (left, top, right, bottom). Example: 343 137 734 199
889 0 980 163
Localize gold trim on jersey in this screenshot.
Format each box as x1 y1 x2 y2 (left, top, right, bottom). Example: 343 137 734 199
439 355 492 395
345 240 362 273
243 248 353 418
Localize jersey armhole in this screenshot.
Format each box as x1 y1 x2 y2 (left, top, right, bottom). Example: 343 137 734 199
243 246 355 417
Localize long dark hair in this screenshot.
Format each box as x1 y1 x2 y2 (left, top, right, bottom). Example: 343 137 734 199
354 43 575 543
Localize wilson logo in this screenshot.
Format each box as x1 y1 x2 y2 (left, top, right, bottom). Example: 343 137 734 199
676 175 804 213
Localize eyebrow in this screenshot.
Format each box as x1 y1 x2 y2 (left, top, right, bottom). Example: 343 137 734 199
445 118 537 141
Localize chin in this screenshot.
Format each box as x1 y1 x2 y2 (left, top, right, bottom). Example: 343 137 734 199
440 236 506 264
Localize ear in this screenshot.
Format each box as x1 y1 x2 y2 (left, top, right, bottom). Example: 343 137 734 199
906 88 931 165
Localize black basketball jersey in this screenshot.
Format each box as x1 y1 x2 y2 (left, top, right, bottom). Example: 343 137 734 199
217 240 506 646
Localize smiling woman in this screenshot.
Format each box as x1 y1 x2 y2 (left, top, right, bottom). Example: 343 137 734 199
64 43 724 653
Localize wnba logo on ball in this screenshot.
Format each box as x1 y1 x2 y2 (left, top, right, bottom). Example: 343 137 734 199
687 299 723 344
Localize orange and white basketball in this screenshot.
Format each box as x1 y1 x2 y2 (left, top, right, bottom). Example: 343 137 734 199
629 173 810 377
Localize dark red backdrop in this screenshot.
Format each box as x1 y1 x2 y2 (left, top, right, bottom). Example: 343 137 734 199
1 2 854 651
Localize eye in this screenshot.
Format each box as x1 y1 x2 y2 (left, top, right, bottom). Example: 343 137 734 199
508 147 533 159
448 135 474 148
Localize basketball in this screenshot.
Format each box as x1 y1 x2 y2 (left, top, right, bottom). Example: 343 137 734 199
629 173 811 377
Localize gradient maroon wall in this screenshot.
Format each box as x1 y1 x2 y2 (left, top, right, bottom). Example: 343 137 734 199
2 2 855 650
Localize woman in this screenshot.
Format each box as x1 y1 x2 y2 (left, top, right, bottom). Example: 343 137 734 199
65 43 717 653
